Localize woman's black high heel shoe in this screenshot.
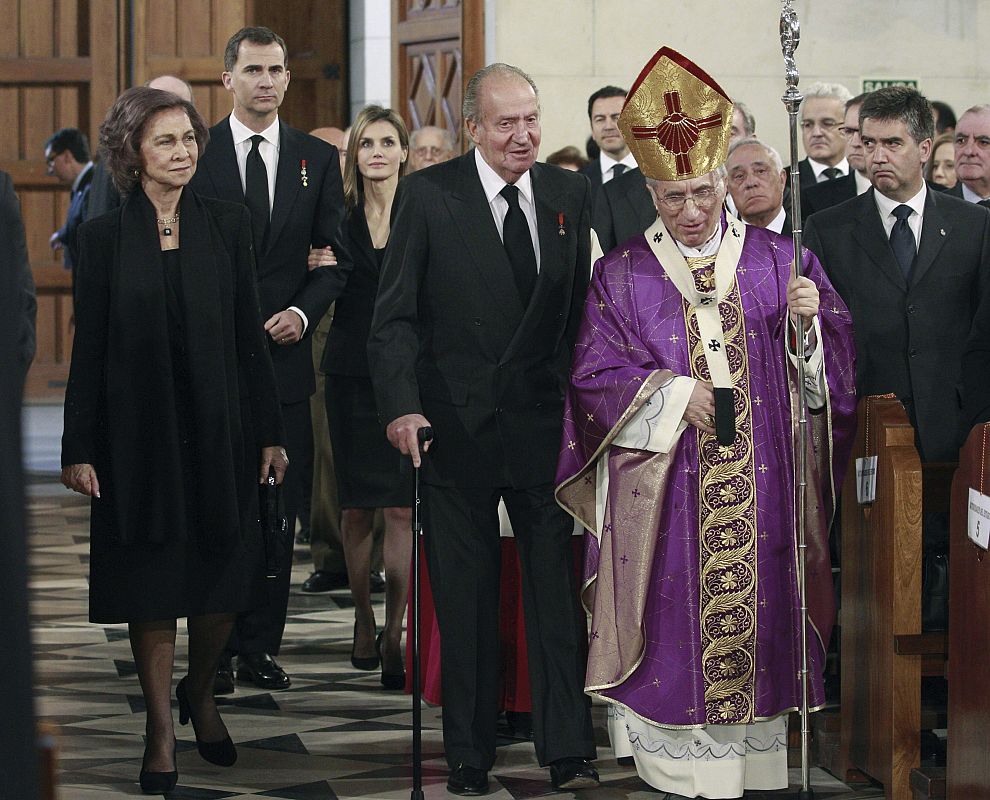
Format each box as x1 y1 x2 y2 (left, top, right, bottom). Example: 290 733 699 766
176 676 237 767
139 738 177 794
350 620 380 670
378 631 406 690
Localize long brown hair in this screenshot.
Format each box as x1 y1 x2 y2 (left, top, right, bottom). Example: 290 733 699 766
343 105 410 208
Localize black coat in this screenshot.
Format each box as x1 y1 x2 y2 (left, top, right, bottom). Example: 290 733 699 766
0 171 36 373
804 187 990 462
190 117 351 404
321 202 388 378
368 152 592 488
592 166 656 255
801 172 857 222
62 189 284 548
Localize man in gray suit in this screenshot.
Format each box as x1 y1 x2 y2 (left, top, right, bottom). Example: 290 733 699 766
805 86 990 463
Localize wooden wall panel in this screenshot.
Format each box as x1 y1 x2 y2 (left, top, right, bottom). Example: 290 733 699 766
0 0 119 399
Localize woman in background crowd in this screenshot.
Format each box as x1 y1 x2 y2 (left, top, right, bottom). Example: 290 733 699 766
927 131 957 189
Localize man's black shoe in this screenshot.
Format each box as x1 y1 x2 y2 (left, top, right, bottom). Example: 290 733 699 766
236 653 291 690
447 764 489 796
213 655 234 696
301 570 348 593
370 570 386 593
549 757 599 790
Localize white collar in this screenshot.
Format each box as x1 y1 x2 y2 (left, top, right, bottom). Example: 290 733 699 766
674 223 723 257
72 161 94 193
229 113 281 150
474 148 534 206
599 151 637 176
854 170 872 194
874 181 927 221
808 156 849 180
962 181 990 203
765 206 787 234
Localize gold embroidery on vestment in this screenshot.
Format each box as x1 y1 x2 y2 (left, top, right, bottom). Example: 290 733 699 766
684 255 758 725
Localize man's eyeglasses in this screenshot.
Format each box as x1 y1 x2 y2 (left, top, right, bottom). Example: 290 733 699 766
838 126 860 139
657 186 720 213
414 146 447 158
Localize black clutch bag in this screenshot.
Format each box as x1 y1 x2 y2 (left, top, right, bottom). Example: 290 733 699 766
259 466 288 579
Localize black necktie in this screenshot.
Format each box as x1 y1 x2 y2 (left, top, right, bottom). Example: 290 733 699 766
979 198 990 209
822 167 841 180
612 163 628 179
889 204 916 279
499 184 537 305
245 134 270 253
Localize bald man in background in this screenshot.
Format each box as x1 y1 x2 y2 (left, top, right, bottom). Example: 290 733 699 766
85 75 195 221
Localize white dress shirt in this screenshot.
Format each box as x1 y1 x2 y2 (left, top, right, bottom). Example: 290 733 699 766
962 182 990 203
765 207 787 234
874 182 926 249
854 170 872 195
474 148 541 271
599 151 638 185
227 113 309 333
228 113 279 214
808 156 849 183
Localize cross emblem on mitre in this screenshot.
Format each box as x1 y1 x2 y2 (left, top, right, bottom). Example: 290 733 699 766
618 46 733 182
631 91 723 176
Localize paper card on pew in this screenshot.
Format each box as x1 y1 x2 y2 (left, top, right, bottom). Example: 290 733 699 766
968 488 990 550
856 456 878 504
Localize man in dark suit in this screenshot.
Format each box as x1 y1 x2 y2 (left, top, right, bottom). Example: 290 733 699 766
592 164 655 253
190 26 350 691
368 63 597 795
947 105 990 204
805 86 990 464
45 128 93 282
803 93 874 220
726 137 792 234
797 82 852 188
579 85 636 205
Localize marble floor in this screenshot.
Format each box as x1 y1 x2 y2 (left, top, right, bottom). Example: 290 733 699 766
27 475 884 800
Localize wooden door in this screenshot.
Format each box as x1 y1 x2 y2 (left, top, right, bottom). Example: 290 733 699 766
0 0 120 400
392 0 484 151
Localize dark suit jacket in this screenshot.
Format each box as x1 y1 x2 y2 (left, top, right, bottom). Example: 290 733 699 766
801 172 857 221
592 166 656 255
57 162 94 270
0 171 36 372
804 187 990 462
190 117 351 404
579 160 603 202
368 152 592 488
321 203 388 378
84 160 121 221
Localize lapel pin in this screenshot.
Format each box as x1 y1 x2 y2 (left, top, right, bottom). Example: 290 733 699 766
300 159 308 187
940 228 946 236
558 212 566 236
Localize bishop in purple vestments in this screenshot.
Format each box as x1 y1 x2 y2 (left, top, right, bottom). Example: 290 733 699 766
555 165 857 796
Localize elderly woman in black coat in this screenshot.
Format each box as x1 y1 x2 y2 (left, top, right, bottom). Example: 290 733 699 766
61 87 287 794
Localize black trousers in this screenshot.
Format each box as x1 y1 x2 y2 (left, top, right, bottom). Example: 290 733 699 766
227 398 312 657
421 482 596 770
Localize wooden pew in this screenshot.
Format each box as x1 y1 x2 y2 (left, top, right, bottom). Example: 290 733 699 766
838 396 951 800
947 423 990 800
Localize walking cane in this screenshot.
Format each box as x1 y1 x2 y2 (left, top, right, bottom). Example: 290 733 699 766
411 425 433 800
779 2 814 797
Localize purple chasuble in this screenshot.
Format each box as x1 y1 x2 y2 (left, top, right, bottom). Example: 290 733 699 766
555 223 857 729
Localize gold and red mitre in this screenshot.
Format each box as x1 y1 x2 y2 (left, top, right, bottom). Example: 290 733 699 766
618 46 733 181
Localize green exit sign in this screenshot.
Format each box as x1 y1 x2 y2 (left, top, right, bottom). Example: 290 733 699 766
862 78 919 93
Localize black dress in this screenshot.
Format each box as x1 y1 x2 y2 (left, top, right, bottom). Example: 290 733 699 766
323 212 412 509
63 189 284 623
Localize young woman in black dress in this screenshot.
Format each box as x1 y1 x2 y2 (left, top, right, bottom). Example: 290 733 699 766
313 106 412 688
